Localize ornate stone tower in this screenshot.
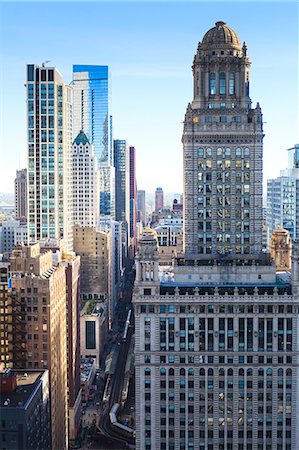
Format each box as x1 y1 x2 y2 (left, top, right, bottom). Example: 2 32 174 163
270 227 292 271
135 229 159 287
183 21 264 256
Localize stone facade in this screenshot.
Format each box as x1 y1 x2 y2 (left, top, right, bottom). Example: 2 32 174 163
133 231 299 450
270 227 292 272
183 22 263 256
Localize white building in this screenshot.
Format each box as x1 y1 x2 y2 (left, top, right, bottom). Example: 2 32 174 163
80 301 107 370
267 144 299 244
26 64 73 251
72 131 99 227
0 219 27 254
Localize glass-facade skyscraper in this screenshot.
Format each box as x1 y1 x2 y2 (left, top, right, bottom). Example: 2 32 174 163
73 65 114 217
72 65 113 165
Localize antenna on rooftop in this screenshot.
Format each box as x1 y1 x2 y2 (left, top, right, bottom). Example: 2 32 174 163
42 60 51 67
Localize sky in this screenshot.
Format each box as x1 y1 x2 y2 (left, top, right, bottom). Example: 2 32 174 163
0 1 298 194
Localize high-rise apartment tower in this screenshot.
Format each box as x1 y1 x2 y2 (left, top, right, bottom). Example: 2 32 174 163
26 64 73 251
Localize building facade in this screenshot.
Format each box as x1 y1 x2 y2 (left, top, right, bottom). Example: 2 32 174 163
8 243 68 449
134 21 298 450
15 169 27 221
0 219 27 255
129 146 137 257
0 369 50 450
73 225 109 302
72 65 113 166
137 190 146 225
73 65 115 219
155 187 164 212
26 64 73 251
98 218 122 327
267 144 299 243
182 22 263 256
80 301 107 369
134 231 298 450
72 130 99 227
114 139 130 263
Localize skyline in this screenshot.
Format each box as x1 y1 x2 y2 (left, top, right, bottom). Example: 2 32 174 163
0 1 298 193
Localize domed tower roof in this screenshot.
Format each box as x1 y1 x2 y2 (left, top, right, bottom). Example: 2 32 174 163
201 21 241 52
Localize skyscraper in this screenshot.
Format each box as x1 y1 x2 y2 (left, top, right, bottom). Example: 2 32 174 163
114 139 130 263
9 243 69 449
137 190 146 225
73 65 115 219
267 143 299 243
26 64 73 251
134 22 299 450
155 187 164 212
129 146 137 257
72 130 99 227
72 65 112 165
14 168 27 221
183 21 263 256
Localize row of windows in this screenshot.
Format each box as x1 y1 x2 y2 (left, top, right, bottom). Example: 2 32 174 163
197 147 250 157
141 304 294 314
209 72 235 95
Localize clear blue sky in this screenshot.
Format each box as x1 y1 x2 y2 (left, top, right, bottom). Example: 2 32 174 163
0 1 298 194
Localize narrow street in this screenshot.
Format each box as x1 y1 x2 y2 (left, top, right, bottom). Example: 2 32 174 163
78 269 135 450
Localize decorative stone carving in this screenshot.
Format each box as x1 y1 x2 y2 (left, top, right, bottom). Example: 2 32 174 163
270 227 292 272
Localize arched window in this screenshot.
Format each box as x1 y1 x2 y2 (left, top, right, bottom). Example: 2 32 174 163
180 368 186 376
219 72 226 94
169 368 175 376
229 72 235 94
209 72 216 95
188 368 194 376
145 368 151 376
199 368 205 376
278 368 283 377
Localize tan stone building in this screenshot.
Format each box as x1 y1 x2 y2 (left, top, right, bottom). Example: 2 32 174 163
8 243 69 450
270 227 292 271
73 225 109 301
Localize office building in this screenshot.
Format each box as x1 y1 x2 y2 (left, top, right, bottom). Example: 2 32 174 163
80 301 107 369
114 139 130 263
73 225 109 304
73 65 115 219
72 130 99 227
155 187 164 212
129 146 137 257
98 218 122 326
73 65 112 165
267 144 299 243
61 250 81 442
183 22 263 256
99 164 115 218
137 190 146 225
0 219 27 255
8 242 69 449
133 22 298 450
0 369 50 450
14 169 27 221
134 230 299 450
26 64 73 251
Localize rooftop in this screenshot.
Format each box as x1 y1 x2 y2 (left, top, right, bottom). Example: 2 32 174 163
0 370 46 409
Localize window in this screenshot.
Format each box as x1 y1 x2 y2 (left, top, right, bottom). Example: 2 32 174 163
209 72 216 95
86 321 96 349
229 72 235 94
219 72 226 94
